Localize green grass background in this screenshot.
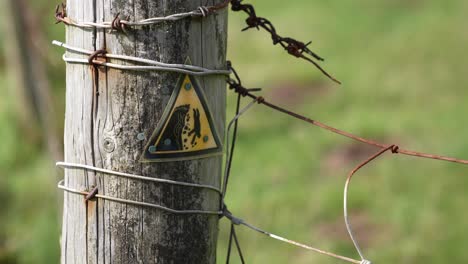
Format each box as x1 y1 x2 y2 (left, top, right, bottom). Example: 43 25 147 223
1 0 468 263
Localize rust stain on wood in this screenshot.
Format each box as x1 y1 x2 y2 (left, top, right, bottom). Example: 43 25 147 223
86 200 96 219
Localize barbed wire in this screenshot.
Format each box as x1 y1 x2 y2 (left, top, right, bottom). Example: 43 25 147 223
226 0 341 84
54 2 229 31
55 0 340 84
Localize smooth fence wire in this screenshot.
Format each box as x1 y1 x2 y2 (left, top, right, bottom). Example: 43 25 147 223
52 41 231 76
57 162 222 194
58 180 222 215
343 146 396 264
221 99 259 199
221 208 364 264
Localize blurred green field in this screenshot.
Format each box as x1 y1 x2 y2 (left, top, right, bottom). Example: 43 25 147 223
1 0 468 263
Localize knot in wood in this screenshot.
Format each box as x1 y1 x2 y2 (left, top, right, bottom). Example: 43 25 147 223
102 138 115 153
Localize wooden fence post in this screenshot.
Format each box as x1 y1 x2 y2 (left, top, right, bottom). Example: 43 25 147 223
61 0 227 263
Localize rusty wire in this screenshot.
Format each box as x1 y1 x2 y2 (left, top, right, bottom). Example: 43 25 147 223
343 145 397 264
226 62 468 166
54 2 228 30
54 3 67 24
227 0 341 84
224 63 468 263
58 180 222 215
55 0 340 84
222 62 364 264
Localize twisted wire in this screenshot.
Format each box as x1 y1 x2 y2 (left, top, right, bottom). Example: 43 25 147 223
55 2 229 30
221 205 363 263
53 41 231 76
228 0 341 84
227 63 468 166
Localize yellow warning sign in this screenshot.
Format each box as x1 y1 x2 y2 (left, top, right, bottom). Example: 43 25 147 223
141 74 222 162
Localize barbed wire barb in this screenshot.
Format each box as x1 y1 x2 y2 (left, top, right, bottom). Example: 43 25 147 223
228 0 341 84
54 1 229 30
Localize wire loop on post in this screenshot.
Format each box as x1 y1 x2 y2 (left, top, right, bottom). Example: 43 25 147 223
87 49 107 64
110 13 129 32
53 2 229 30
198 6 210 17
53 41 231 76
85 186 99 201
56 162 222 194
58 180 222 215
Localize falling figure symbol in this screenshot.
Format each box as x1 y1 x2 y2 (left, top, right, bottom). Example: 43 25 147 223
188 108 201 146
156 104 190 151
141 74 223 161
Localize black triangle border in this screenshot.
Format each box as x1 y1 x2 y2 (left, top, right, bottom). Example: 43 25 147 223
140 74 223 162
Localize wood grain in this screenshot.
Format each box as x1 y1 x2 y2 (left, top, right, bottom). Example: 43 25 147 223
61 0 227 263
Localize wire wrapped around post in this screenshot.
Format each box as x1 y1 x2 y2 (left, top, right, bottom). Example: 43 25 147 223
53 41 231 76
54 2 230 30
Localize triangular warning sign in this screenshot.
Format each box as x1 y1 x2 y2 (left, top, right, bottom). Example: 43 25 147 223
141 73 223 162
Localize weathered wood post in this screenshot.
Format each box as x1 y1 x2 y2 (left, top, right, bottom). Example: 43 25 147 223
61 0 227 263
